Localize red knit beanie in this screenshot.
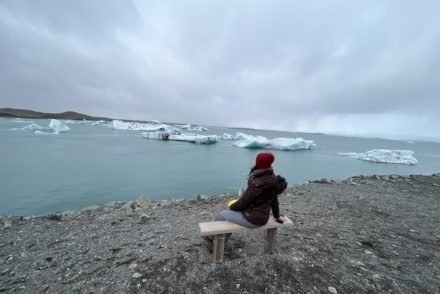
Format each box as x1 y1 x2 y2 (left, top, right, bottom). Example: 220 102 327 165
255 152 275 169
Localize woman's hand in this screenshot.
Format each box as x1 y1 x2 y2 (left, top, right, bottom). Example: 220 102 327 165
277 215 288 223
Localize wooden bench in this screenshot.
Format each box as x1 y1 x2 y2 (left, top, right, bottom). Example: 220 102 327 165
199 217 293 263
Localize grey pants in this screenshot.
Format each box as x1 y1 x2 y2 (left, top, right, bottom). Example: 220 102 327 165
211 210 259 243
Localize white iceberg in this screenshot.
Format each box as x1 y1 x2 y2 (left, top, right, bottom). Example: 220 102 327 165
269 137 317 151
234 132 250 140
142 132 218 145
110 120 179 132
48 119 70 133
9 119 70 134
339 149 418 165
9 123 47 132
82 120 110 126
222 133 234 140
180 124 208 131
233 132 315 151
234 135 271 149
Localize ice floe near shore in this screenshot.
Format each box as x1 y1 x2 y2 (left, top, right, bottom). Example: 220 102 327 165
339 149 418 165
233 132 316 151
9 119 70 134
142 132 218 144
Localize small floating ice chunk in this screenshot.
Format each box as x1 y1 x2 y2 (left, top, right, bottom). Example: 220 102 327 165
9 123 47 132
180 124 208 131
194 126 208 131
234 132 249 140
62 120 77 124
34 130 53 135
48 119 70 133
79 120 109 126
339 149 418 165
222 133 234 140
142 132 217 145
12 118 35 123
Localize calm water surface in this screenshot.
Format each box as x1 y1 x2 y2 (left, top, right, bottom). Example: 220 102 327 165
1 118 439 215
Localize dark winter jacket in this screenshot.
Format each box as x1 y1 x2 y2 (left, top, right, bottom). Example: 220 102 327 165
229 168 287 226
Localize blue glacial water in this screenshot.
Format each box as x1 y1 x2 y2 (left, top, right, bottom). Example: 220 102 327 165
1 118 439 216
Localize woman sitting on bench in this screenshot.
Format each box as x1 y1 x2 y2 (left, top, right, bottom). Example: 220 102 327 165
202 152 288 251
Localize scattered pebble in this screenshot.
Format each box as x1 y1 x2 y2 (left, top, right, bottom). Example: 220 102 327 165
132 272 142 279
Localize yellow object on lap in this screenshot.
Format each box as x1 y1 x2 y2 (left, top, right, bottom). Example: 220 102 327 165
228 199 238 207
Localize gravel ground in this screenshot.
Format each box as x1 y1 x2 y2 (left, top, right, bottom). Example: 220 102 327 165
1 173 439 294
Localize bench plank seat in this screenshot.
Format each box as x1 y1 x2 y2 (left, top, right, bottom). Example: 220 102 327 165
199 217 293 236
199 217 293 263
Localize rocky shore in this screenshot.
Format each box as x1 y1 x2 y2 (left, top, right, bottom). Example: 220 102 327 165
1 174 439 293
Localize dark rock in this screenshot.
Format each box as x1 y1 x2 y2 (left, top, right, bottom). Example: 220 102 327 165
360 240 374 248
197 194 209 200
45 214 62 222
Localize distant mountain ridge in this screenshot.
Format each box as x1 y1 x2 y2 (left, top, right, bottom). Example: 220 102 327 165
0 108 110 121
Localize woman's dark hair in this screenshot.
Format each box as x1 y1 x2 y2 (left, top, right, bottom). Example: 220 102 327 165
249 165 258 175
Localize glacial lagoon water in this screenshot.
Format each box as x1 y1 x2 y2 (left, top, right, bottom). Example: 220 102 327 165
1 118 439 216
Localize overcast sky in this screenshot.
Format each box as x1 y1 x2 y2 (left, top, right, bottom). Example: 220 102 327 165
1 1 439 140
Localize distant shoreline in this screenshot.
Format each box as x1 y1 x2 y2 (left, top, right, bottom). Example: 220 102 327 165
0 107 110 121
0 107 200 127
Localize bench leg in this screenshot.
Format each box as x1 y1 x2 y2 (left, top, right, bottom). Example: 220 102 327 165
265 228 277 254
213 234 225 263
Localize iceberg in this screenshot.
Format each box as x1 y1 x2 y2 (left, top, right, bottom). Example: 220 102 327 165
222 133 234 140
48 119 70 133
110 120 179 132
234 135 271 149
269 137 317 151
9 119 70 134
142 132 218 145
339 149 418 165
233 132 315 151
9 123 47 132
234 132 250 140
180 124 208 131
81 120 110 126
